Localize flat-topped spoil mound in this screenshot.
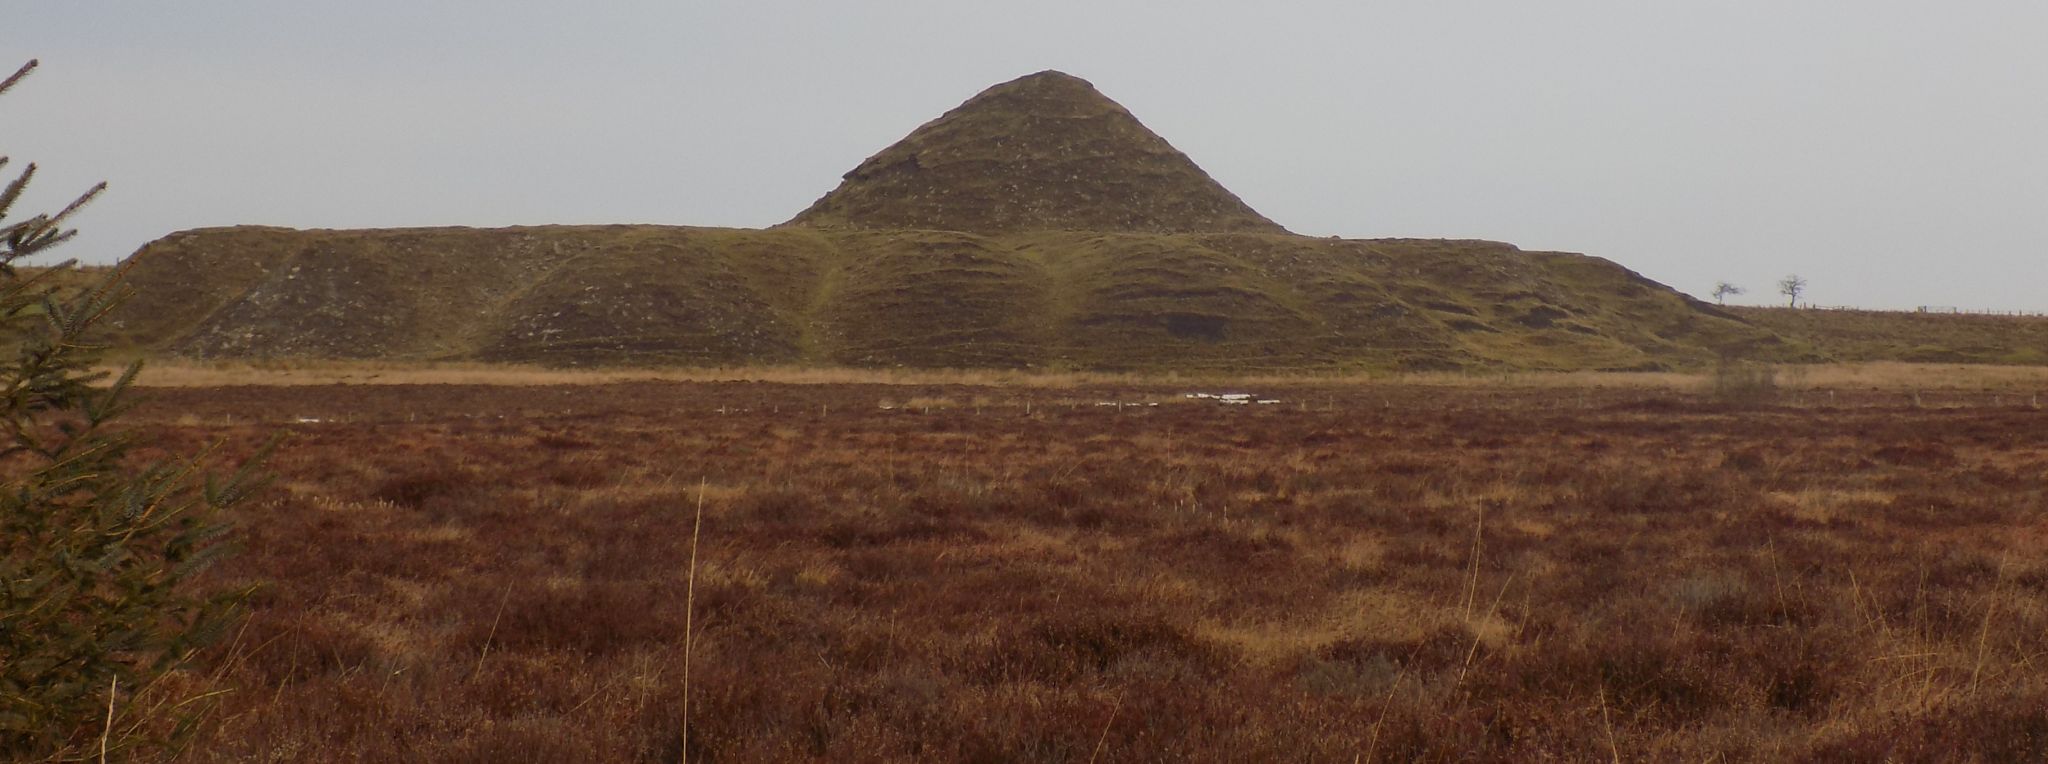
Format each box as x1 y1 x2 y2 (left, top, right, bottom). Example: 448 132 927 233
786 71 1286 235
1730 306 2048 365
109 224 1800 371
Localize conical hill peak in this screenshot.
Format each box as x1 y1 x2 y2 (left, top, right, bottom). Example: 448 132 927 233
786 71 1285 235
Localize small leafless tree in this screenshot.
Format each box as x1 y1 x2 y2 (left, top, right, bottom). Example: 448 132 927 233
1778 274 1806 307
1712 282 1744 305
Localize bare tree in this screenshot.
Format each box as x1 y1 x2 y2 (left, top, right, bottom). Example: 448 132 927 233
1778 274 1807 308
1711 282 1744 305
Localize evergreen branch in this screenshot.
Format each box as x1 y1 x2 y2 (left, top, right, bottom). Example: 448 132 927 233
0 60 36 98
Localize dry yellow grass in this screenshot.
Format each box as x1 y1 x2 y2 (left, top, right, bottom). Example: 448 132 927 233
111 358 2048 392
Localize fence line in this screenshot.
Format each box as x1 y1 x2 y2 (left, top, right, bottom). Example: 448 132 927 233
1775 304 2048 318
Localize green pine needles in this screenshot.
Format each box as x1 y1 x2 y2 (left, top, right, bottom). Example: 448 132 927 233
0 59 269 761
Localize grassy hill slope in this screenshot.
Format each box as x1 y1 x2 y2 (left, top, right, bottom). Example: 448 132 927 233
112 224 1805 371
94 66 2046 372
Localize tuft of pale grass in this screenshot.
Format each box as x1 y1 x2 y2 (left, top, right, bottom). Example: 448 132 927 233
680 479 706 764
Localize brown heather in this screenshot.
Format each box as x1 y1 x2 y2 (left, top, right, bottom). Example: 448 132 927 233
119 374 2048 761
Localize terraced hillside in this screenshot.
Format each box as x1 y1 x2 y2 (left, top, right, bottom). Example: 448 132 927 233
111 224 1797 371
108 70 1811 371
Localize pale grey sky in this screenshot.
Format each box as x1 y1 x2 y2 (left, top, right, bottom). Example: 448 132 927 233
7 2 2047 310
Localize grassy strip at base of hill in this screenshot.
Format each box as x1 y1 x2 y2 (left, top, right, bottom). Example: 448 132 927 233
103 358 2048 393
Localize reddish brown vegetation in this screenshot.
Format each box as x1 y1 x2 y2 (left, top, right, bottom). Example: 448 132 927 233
131 381 2048 761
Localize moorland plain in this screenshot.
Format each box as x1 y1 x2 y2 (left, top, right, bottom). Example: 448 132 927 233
128 370 2048 761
